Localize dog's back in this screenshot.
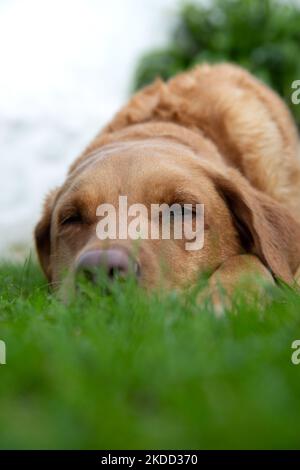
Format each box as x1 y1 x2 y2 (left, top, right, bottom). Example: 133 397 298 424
81 63 300 220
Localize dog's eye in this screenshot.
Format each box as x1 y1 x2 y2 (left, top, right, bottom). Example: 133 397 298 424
60 212 83 226
170 204 196 218
183 206 197 217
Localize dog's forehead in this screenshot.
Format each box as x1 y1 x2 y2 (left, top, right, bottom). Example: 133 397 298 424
54 138 225 215
65 138 202 189
55 137 225 226
73 138 198 173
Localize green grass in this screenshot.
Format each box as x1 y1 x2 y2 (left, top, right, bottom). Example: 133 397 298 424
0 258 300 449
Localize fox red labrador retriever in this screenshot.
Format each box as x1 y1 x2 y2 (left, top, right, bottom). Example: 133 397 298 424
35 63 300 307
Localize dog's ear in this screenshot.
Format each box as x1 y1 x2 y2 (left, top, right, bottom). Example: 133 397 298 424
34 188 59 281
211 169 300 284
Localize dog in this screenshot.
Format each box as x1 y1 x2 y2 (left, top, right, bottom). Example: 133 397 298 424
35 63 300 306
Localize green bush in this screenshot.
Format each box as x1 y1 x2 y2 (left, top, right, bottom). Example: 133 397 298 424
133 0 300 125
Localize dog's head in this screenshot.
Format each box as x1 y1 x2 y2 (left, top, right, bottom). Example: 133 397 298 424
35 136 300 295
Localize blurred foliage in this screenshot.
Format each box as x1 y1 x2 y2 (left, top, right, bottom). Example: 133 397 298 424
133 0 300 124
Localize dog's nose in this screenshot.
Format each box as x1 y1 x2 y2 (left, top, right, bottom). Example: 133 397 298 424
75 248 139 282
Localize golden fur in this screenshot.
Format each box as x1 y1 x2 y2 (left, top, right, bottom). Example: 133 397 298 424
35 63 300 304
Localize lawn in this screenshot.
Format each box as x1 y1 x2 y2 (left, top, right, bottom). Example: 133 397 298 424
0 258 300 449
